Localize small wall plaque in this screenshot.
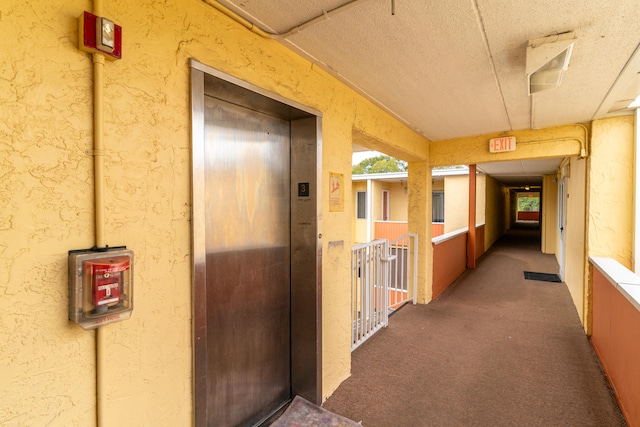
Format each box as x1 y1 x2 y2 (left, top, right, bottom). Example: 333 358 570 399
329 172 344 212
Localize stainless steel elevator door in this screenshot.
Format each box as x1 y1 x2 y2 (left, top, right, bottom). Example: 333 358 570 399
204 95 291 426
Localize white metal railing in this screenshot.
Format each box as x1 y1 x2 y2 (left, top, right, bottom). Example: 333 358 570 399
351 234 418 351
351 239 392 350
387 233 418 312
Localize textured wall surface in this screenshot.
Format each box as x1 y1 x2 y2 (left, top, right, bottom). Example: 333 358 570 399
352 181 368 244
564 157 588 325
408 161 433 303
2 0 637 425
444 175 469 233
430 125 587 167
0 0 430 425
476 174 486 224
484 175 507 250
541 174 558 255
432 180 444 191
1 2 103 426
588 117 634 267
585 116 634 333
389 182 408 221
371 181 382 221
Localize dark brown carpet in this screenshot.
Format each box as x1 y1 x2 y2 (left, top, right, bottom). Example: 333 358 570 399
323 227 625 427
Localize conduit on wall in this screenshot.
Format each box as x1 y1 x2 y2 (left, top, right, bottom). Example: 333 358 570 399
91 0 108 426
94 50 108 427
203 0 374 40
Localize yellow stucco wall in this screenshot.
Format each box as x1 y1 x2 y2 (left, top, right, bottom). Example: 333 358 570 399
541 174 558 255
546 116 635 334
371 181 383 221
584 116 635 333
588 116 635 267
430 125 587 167
3 2 638 424
352 181 368 244
369 181 408 222
0 1 430 425
483 175 506 250
408 162 433 303
476 174 487 225
564 157 588 324
444 175 469 233
389 182 409 221
442 174 486 233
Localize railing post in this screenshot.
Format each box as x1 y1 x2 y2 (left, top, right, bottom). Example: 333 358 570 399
381 239 396 327
412 234 418 305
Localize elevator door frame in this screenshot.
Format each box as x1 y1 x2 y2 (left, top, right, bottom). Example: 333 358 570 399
190 59 323 426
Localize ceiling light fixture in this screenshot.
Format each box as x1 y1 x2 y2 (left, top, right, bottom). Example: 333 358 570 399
526 32 575 95
628 94 640 109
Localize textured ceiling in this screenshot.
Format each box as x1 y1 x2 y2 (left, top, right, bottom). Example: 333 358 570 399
477 159 560 187
214 0 640 184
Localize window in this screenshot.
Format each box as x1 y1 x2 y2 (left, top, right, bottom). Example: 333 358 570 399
432 191 444 223
518 195 540 212
516 192 540 222
356 191 367 219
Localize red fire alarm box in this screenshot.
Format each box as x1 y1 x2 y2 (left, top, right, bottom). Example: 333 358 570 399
86 256 128 311
78 11 122 60
69 247 134 329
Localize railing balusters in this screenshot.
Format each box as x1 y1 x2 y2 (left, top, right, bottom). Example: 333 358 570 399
351 234 418 351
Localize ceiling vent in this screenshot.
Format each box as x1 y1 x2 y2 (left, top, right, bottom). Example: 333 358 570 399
526 32 575 95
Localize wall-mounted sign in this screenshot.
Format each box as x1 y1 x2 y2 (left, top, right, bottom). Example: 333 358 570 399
329 172 344 212
489 136 516 153
298 182 310 197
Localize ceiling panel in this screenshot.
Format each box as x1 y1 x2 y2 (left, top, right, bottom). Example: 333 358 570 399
276 0 512 140
477 158 562 186
216 0 640 177
219 0 640 135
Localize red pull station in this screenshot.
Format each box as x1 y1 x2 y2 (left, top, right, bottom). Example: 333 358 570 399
78 11 122 60
85 256 129 311
68 248 134 330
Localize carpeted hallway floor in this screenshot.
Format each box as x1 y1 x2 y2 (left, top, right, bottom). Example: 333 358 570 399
322 226 626 427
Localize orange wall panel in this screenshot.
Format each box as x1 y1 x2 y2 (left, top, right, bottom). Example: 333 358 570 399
517 211 540 221
374 221 408 241
591 267 640 427
432 223 445 237
432 233 467 299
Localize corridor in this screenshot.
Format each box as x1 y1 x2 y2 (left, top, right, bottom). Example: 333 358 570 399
323 226 625 426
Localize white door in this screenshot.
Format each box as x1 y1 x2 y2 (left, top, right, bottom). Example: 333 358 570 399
558 177 567 280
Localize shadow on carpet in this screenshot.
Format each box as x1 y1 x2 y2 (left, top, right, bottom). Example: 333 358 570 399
270 395 362 427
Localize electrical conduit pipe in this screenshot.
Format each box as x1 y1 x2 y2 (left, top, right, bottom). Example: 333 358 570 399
91 1 108 426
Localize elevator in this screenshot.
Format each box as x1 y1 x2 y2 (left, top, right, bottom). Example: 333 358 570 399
190 60 322 426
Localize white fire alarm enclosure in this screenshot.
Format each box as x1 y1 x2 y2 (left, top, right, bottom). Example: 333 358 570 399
69 248 134 329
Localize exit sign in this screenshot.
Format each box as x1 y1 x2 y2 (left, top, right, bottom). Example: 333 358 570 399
489 136 516 153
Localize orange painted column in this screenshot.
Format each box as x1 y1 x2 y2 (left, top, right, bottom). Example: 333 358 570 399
467 164 476 269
